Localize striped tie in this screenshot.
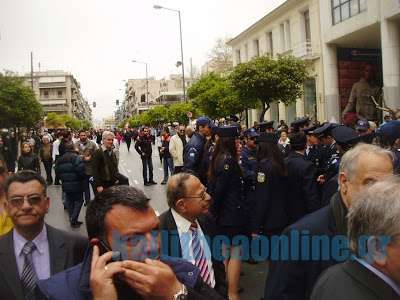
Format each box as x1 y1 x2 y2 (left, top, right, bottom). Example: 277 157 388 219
21 242 38 300
190 222 211 286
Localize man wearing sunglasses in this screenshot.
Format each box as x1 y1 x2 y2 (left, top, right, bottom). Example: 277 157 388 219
0 170 88 300
159 173 228 298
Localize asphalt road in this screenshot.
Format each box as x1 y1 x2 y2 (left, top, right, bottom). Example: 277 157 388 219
44 141 269 299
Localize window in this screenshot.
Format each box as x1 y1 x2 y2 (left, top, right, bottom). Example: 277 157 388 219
44 91 49 98
265 31 273 58
280 20 291 52
285 20 291 50
236 49 241 63
280 23 285 52
253 39 260 57
57 90 62 98
244 44 249 62
304 10 311 40
332 0 367 25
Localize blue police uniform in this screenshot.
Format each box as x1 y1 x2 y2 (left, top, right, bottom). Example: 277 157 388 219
183 131 207 183
240 146 257 181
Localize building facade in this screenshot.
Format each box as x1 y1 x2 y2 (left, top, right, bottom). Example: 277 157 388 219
20 70 92 122
228 0 324 126
320 0 400 122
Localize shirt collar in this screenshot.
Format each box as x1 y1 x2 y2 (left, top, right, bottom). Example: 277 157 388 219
14 224 48 255
171 208 196 233
356 257 400 295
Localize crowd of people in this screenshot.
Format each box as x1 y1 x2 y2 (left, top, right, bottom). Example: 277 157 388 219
0 112 399 299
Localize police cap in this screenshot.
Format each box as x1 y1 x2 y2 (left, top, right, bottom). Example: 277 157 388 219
243 128 259 138
225 114 239 122
217 126 240 138
258 120 274 130
255 132 278 144
378 120 400 141
332 126 359 145
302 125 318 135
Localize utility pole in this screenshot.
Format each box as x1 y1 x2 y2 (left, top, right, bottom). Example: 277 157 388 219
30 52 34 89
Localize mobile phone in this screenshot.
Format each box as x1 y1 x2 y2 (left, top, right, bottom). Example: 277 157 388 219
97 240 111 255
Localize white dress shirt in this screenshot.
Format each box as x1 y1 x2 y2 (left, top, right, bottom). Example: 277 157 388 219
13 224 50 280
171 209 216 288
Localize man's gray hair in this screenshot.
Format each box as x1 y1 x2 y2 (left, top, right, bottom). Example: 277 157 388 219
338 143 392 187
102 131 115 140
186 126 194 134
42 135 50 141
348 175 400 254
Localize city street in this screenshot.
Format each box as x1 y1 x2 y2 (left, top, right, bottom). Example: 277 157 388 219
44 142 269 299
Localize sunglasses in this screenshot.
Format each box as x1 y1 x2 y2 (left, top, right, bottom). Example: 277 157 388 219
179 130 185 132
0 166 6 175
9 195 43 207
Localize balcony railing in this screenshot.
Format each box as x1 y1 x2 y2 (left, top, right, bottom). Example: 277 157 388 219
39 82 66 88
293 39 312 59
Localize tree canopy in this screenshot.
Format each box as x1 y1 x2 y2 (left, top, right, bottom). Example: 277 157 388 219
228 54 309 122
0 73 43 128
45 112 89 130
187 72 252 119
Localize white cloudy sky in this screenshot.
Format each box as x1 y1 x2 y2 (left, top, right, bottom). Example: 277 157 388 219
0 0 286 122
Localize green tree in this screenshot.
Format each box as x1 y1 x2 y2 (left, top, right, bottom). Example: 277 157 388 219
0 73 43 128
229 54 309 123
45 112 62 128
187 72 249 119
167 102 201 125
82 120 92 130
139 106 168 126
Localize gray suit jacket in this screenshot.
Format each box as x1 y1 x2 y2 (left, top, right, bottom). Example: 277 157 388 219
0 223 88 300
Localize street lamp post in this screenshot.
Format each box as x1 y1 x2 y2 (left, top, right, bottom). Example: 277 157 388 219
154 5 186 103
132 60 149 109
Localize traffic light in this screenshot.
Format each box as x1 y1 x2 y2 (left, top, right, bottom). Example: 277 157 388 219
93 102 96 107
116 99 119 106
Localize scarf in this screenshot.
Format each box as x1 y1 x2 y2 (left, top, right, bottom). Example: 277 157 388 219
330 191 349 236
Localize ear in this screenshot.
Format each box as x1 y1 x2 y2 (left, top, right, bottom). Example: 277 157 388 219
175 199 187 213
45 196 50 213
90 238 100 247
339 172 348 194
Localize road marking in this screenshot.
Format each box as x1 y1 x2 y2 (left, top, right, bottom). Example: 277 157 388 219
159 168 163 171
134 180 138 185
127 170 132 173
155 210 160 216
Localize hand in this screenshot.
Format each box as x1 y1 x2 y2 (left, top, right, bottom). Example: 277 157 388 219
90 245 124 300
84 156 91 162
142 153 145 156
97 186 104 193
115 180 119 185
79 154 85 159
317 175 325 185
119 259 182 299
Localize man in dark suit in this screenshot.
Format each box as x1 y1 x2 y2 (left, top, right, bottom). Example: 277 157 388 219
264 143 394 300
159 172 228 298
0 170 88 300
285 133 320 224
311 175 400 299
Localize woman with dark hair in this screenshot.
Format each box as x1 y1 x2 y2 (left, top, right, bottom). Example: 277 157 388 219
17 142 40 174
208 126 245 300
252 132 289 238
202 126 219 182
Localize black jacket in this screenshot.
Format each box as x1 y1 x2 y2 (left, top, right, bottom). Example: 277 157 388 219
311 259 400 300
209 155 246 227
285 151 320 224
183 132 207 182
17 153 40 174
252 158 288 235
0 146 15 172
135 133 152 158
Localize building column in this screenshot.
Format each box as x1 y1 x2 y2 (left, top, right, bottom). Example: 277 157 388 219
381 18 400 115
321 44 340 122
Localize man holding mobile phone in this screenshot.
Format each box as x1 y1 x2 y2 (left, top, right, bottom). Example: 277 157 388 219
36 185 223 299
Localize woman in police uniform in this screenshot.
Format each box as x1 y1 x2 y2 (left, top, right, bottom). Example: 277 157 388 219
209 126 245 300
252 132 289 240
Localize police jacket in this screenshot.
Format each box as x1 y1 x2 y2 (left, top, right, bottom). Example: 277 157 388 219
55 151 86 193
252 159 288 235
36 247 223 300
135 133 152 158
240 146 257 183
209 155 246 227
306 145 326 176
183 132 207 181
285 151 320 224
321 142 338 171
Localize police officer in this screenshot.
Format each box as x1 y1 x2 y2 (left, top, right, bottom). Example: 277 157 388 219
290 116 309 133
257 120 274 133
225 114 239 125
252 132 289 239
302 125 326 175
320 126 360 206
313 123 341 185
378 120 400 174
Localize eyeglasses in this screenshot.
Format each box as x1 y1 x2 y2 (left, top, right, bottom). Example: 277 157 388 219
0 166 6 175
184 188 207 200
9 195 43 207
179 130 185 132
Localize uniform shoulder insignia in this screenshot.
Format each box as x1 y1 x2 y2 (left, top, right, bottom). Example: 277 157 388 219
257 172 265 183
248 157 254 160
224 164 229 170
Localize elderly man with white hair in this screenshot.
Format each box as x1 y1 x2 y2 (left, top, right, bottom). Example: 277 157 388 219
311 175 400 299
91 131 119 194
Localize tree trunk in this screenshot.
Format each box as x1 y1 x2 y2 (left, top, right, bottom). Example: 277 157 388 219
259 102 271 123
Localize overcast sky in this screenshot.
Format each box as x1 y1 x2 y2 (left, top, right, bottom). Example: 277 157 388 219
0 0 286 122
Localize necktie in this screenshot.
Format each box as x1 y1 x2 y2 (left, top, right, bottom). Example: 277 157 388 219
190 222 211 286
21 242 38 300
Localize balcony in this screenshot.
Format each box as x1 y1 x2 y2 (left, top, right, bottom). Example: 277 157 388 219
43 105 67 111
293 39 313 59
39 82 66 88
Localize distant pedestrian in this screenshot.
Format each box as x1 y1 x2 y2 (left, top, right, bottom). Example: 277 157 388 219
170 125 189 174
124 128 133 152
17 142 40 174
160 127 174 184
135 127 157 186
39 135 53 185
